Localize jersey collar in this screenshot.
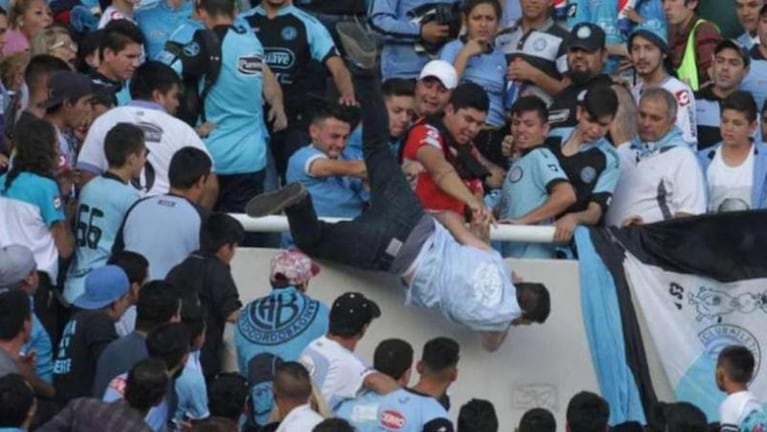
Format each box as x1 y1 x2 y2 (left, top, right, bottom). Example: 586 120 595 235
128 100 167 113
102 171 127 184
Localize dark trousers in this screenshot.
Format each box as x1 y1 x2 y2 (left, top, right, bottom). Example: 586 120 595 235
287 73 425 272
216 171 268 247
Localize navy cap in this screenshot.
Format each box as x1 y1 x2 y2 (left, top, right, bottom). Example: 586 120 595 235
715 39 751 67
568 23 606 52
329 292 381 334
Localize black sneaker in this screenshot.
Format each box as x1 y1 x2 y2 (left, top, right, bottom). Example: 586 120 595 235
245 183 307 217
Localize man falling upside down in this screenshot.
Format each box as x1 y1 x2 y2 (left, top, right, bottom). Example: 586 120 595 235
246 70 551 352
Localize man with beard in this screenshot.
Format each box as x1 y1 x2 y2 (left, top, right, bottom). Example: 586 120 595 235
695 39 751 151
548 23 613 140
628 20 697 147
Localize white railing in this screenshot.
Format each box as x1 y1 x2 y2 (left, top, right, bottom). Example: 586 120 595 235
229 214 557 243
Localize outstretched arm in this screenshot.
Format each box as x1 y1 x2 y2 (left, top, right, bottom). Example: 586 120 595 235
432 211 491 251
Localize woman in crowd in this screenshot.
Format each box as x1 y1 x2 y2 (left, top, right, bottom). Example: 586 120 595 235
439 0 508 168
4 0 52 56
31 24 77 68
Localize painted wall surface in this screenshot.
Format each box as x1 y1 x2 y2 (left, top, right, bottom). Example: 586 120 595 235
226 248 674 429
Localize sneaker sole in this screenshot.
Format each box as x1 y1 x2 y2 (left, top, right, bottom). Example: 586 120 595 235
245 183 305 217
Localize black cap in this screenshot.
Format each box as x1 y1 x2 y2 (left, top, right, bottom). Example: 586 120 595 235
715 39 751 67
329 292 381 334
568 23 606 52
44 71 93 109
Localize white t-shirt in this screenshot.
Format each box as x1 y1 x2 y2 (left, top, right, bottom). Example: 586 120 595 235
77 101 212 198
299 335 374 410
606 145 707 226
632 77 697 147
720 390 763 432
706 146 754 213
275 404 324 432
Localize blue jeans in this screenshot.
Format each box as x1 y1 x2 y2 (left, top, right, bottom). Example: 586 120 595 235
287 73 424 272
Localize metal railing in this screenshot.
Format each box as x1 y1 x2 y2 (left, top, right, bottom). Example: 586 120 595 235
229 214 557 243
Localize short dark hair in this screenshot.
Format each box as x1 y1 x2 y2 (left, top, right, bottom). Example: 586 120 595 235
168 147 212 189
0 374 33 428
180 300 206 344
382 78 415 98
449 82 489 113
519 407 556 432
581 85 618 121
201 213 245 253
663 402 708 432
108 251 149 286
310 102 355 128
208 372 249 420
421 337 460 374
566 391 610 432
717 345 756 384
125 358 169 411
135 281 180 332
24 54 70 94
458 399 499 432
130 61 182 100
313 418 355 432
462 0 501 19
722 90 758 123
196 0 235 19
517 282 551 323
511 96 549 123
374 338 413 381
274 361 312 401
104 123 146 167
0 289 30 340
99 19 145 60
146 322 189 371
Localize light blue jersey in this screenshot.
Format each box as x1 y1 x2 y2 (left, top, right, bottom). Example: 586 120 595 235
370 0 459 80
174 351 209 421
286 145 367 218
439 39 507 127
408 221 522 332
335 390 383 432
235 287 328 425
197 24 269 174
342 125 402 161
376 388 453 432
136 0 194 60
743 47 767 117
0 172 65 281
65 173 139 303
114 194 203 280
157 18 203 70
497 147 568 258
22 298 53 384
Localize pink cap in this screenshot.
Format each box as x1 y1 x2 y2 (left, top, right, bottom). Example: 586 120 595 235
270 249 320 285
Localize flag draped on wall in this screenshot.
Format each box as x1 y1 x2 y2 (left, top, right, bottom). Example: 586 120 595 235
575 210 767 424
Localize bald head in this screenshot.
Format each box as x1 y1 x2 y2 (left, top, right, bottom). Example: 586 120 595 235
274 362 312 403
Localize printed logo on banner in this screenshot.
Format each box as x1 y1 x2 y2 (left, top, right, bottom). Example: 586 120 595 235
688 286 767 321
698 324 762 382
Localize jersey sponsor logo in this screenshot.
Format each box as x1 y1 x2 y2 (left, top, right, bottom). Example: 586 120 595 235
281 26 298 41
264 47 296 70
380 410 406 429
509 166 523 183
183 41 200 56
136 121 164 142
675 89 690 106
238 54 264 75
239 296 321 345
53 195 62 210
580 166 597 184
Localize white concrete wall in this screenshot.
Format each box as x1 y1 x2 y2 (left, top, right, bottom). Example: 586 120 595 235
227 248 673 429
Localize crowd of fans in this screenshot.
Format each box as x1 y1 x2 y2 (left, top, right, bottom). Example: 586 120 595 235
0 0 765 429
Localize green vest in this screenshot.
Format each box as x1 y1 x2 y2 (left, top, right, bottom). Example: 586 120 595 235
677 19 707 91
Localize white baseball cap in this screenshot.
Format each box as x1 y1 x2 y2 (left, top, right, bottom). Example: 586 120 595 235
418 60 458 90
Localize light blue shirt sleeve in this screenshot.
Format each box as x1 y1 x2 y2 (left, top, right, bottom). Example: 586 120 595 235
370 0 421 42
593 147 620 195
174 355 209 420
531 148 568 190
38 178 65 227
28 314 53 384
438 40 462 63
306 15 338 62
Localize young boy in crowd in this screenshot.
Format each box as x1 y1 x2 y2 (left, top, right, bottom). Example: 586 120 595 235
716 345 763 432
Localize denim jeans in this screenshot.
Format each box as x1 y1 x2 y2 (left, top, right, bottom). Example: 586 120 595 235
287 73 425 272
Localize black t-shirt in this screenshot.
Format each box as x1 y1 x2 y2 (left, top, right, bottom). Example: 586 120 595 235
548 74 614 133
166 251 242 378
53 310 118 406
